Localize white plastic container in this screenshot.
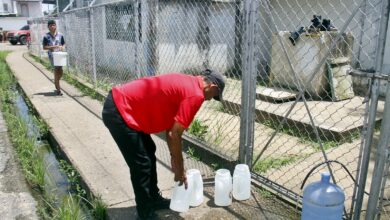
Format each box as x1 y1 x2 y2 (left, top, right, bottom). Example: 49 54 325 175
169 173 193 212
233 164 251 200
187 169 204 207
214 169 232 206
52 51 68 66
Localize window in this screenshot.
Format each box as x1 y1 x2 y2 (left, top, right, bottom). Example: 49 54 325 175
20 25 30 30
105 3 135 42
3 3 8 12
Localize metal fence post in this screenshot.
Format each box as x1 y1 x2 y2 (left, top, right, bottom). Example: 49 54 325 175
239 0 258 165
365 0 390 218
89 7 97 85
233 0 243 78
146 0 158 76
353 0 390 218
134 0 142 78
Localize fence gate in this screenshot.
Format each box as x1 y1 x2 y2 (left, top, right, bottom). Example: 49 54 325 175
241 0 390 219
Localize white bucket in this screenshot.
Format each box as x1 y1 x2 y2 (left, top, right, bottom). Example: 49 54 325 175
233 164 251 200
52 51 67 66
214 169 232 206
187 169 204 207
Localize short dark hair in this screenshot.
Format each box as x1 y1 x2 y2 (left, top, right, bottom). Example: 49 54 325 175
47 20 56 27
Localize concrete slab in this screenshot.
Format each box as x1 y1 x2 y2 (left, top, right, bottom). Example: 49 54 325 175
256 86 299 103
193 102 316 160
223 78 385 140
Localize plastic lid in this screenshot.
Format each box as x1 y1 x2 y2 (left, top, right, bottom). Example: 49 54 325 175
216 169 231 177
235 164 249 171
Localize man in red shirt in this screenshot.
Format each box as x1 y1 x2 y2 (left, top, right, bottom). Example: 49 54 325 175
102 69 225 219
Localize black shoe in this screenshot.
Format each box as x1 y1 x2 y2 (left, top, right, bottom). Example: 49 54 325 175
151 192 170 210
55 90 63 96
137 210 158 220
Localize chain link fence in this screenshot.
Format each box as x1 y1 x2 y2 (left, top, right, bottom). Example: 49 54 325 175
28 0 390 219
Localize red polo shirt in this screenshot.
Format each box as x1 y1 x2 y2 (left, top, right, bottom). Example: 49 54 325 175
111 73 205 134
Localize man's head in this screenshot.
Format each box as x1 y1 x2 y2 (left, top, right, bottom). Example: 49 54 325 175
47 20 57 32
202 69 225 101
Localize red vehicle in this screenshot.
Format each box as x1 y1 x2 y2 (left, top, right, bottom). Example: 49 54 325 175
7 25 31 45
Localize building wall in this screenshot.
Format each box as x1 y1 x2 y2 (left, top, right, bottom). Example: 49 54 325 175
15 1 43 18
0 0 14 15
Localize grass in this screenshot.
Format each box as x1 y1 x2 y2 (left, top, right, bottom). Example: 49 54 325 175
186 147 200 161
62 72 105 102
30 53 51 69
262 119 361 151
0 52 45 189
252 155 303 174
1 51 107 219
211 162 222 171
257 188 274 199
188 118 208 140
88 195 108 220
53 195 85 220
208 120 224 146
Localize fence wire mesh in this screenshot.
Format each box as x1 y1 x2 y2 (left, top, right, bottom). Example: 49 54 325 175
27 0 390 219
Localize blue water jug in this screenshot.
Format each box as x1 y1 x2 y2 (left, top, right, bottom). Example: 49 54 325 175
301 172 345 220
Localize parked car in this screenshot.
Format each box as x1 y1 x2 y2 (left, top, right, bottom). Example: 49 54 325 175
7 25 30 45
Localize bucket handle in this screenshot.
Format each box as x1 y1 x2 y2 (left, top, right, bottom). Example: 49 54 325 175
300 160 355 190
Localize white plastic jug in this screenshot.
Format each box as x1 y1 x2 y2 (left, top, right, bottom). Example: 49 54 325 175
52 51 67 66
233 164 251 200
169 173 193 212
214 169 232 206
187 169 204 207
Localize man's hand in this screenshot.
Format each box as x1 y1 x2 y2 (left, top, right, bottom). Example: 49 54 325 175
174 169 188 189
166 122 187 189
55 45 64 51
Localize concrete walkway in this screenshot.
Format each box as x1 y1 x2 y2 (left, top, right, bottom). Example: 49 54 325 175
3 44 299 219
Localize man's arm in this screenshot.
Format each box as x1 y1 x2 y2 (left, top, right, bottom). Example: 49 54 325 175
42 36 63 51
166 121 188 189
43 44 63 51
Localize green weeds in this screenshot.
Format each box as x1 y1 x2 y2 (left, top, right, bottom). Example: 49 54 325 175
252 155 302 174
188 118 208 140
1 51 107 219
53 195 84 220
257 188 274 199
186 147 200 161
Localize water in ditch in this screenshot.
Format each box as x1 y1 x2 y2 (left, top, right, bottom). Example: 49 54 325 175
13 88 93 219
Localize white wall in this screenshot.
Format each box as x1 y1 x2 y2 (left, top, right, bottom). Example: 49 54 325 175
0 0 13 14
16 1 43 18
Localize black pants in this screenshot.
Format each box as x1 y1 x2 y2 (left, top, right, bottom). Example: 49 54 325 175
102 91 159 216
